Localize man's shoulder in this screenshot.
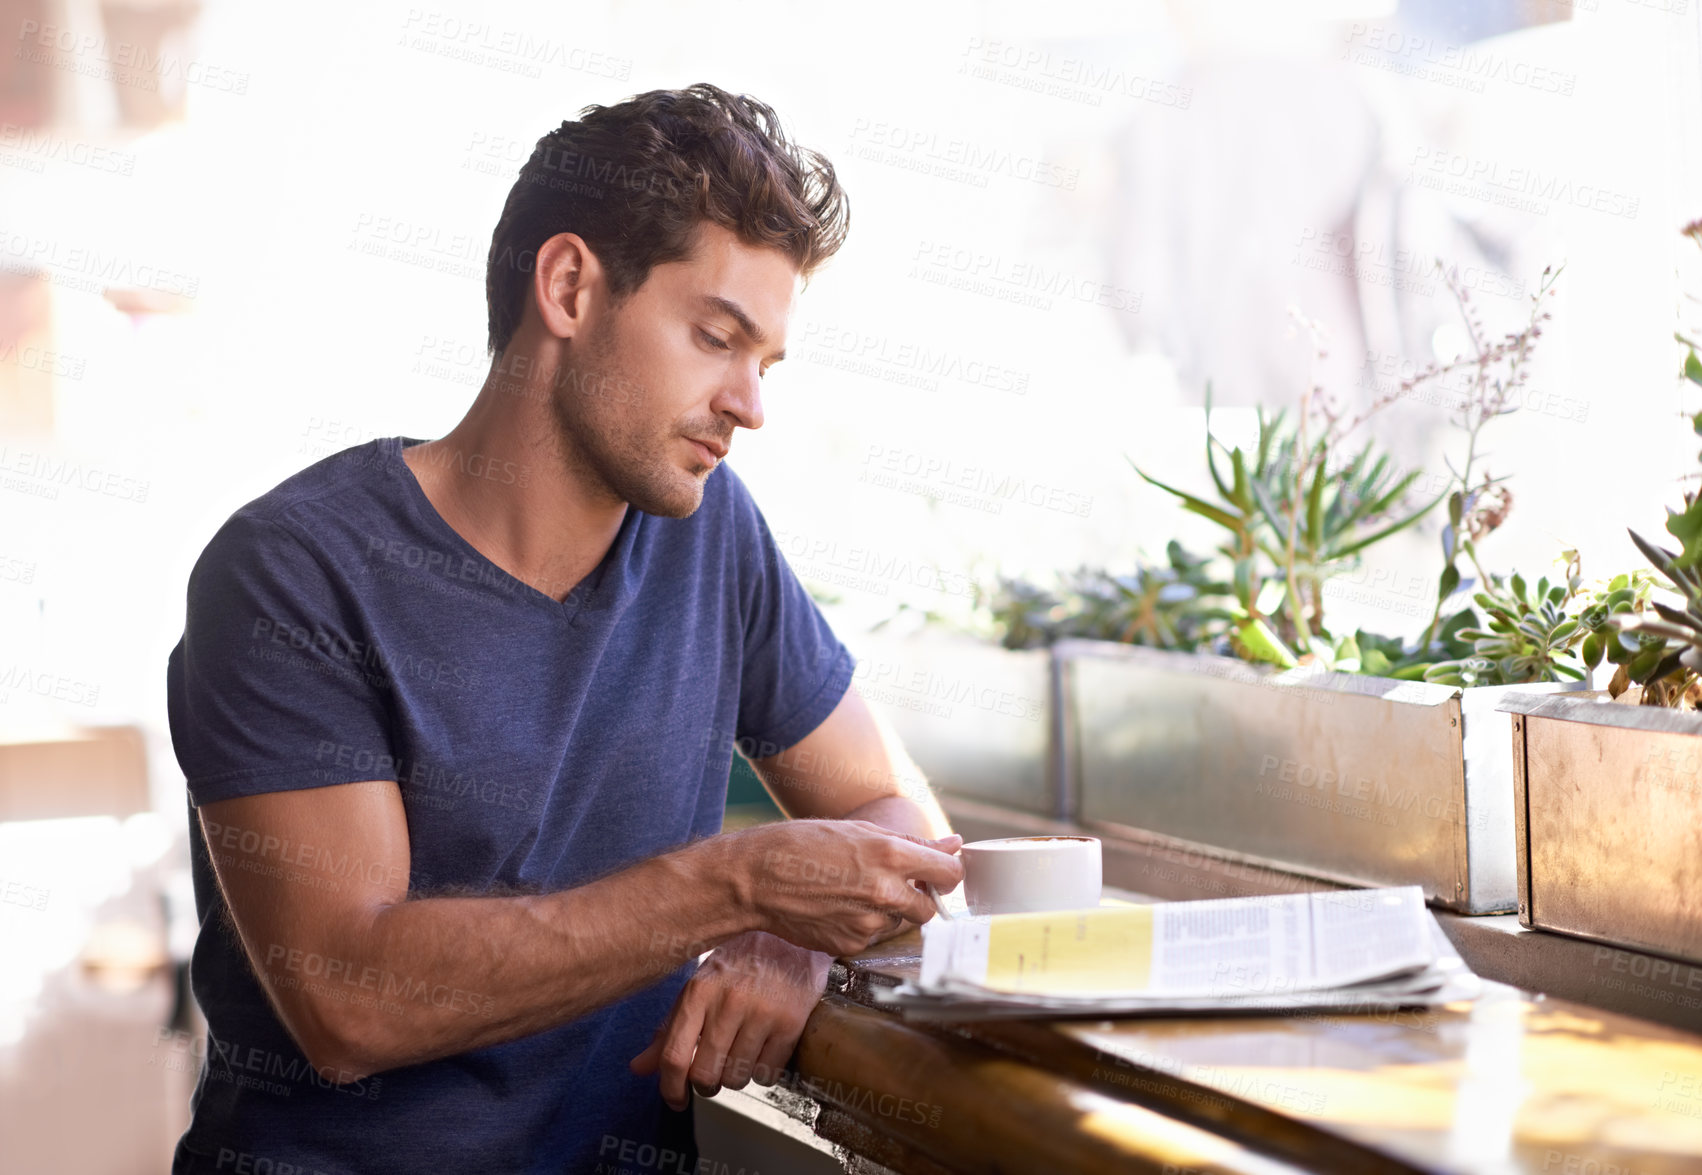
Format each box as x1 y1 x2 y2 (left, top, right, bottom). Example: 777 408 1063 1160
236 437 392 527
690 462 790 574
195 439 394 576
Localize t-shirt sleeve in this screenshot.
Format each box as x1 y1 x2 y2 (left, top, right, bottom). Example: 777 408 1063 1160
729 474 855 757
166 511 397 806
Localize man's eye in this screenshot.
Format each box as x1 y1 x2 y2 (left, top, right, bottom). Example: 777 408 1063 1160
698 329 730 351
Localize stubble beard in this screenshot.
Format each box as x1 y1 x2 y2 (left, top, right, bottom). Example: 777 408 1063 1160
545 325 710 520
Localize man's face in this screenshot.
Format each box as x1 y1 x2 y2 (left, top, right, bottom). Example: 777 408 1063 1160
548 221 798 518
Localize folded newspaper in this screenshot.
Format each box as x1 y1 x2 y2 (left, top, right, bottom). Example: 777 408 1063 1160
874 885 1482 1020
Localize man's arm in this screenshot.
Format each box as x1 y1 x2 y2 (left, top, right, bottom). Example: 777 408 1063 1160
752 678 952 837
200 777 961 1084
632 681 957 1108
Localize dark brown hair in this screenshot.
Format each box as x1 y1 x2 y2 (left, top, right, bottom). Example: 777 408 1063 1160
484 82 849 357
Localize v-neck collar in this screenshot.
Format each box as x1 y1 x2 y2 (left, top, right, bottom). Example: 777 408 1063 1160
383 435 640 627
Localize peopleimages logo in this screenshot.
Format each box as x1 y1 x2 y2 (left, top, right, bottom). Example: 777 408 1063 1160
851 654 1046 722
771 528 980 601
908 240 1143 315
1340 23 1576 96
14 19 252 93
213 1147 338 1175
1407 148 1640 220
0 122 136 174
798 320 1032 395
848 118 1080 190
958 38 1194 110
0 661 100 706
310 741 533 814
0 230 199 298
0 444 150 502
264 943 497 1019
249 616 479 691
596 1134 755 1174
152 1027 382 1101
858 443 1095 519
397 10 633 81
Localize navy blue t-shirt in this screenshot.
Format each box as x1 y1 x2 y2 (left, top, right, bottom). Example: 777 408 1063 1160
164 435 855 1175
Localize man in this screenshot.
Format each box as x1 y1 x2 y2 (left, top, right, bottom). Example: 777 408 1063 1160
165 82 964 1174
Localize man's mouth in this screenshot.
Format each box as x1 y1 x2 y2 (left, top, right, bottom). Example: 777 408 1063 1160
685 436 728 464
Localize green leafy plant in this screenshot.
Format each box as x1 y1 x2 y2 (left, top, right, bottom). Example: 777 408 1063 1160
1130 375 1444 669
1422 553 1603 687
984 542 1234 653
980 261 1598 695
1605 519 1702 709
984 576 1070 651
1606 538 1702 708
1599 220 1702 710
1353 615 1474 680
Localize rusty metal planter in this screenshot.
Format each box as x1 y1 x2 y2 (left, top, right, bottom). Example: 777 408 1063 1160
1503 692 1702 966
1058 638 1578 913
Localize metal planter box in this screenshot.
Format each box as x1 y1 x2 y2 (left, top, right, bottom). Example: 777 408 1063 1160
1059 638 1576 913
1503 693 1702 965
843 629 1058 816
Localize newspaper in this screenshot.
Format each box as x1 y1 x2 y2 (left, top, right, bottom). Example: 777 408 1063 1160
875 886 1482 1021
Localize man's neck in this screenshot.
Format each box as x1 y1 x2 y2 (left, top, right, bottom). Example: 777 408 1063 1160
402 390 627 605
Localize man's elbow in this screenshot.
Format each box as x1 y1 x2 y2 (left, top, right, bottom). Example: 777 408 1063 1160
280 999 390 1085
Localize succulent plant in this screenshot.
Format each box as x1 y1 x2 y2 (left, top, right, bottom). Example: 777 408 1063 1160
978 258 1630 699
1130 390 1442 667
982 576 1066 651
1422 555 1594 687
1596 220 1702 709
985 541 1234 653
1606 534 1702 708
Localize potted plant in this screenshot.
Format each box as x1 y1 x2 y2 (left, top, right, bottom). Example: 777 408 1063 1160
1504 221 1702 960
993 266 1603 912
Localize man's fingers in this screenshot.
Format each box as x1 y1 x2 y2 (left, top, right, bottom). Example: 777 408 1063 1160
656 992 709 1112
752 1030 798 1088
629 990 682 1077
628 1031 664 1077
884 838 965 891
894 886 938 926
687 992 744 1099
720 1018 770 1092
847 822 962 853
890 829 962 851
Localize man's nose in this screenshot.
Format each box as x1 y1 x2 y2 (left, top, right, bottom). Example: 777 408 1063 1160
717 368 764 432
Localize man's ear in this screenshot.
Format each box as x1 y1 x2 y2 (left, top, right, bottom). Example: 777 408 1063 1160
532 232 604 343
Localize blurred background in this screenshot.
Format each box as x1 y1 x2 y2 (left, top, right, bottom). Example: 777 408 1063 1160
1 0 1698 1170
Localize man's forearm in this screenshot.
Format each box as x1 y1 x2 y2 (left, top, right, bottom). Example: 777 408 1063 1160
751 683 956 836
287 835 757 1081
844 792 951 841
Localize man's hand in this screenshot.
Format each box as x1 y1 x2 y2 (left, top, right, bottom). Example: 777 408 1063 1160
728 820 963 957
629 818 960 1111
629 931 831 1111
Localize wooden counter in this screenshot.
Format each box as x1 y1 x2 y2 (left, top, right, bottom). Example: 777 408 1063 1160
766 927 1702 1174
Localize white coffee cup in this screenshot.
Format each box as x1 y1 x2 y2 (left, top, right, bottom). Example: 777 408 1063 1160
959 835 1102 916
